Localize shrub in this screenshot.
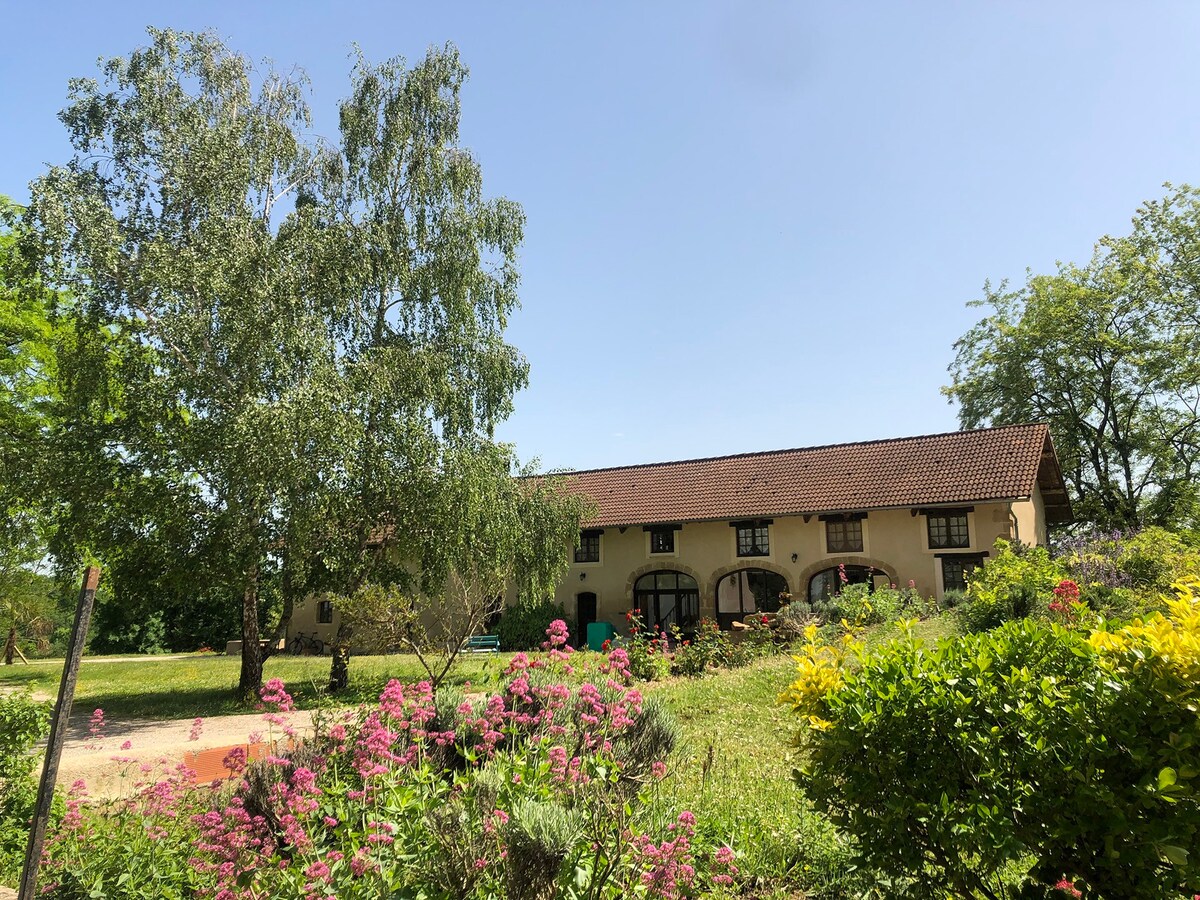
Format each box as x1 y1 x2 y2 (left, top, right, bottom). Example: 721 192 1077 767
42 636 738 899
783 583 1200 899
0 689 52 882
957 539 1067 632
1057 527 1200 620
623 610 671 681
496 598 572 651
669 618 727 676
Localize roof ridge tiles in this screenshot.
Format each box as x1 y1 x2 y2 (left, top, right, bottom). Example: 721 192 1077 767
557 422 1049 477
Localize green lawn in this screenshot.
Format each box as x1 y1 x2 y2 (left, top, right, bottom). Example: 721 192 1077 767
0 651 518 719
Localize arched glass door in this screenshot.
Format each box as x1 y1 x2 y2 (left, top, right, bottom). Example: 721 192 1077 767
716 568 789 629
808 565 878 603
633 571 699 633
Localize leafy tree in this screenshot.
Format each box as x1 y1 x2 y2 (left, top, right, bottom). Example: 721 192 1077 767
25 30 585 695
944 184 1200 531
0 195 62 661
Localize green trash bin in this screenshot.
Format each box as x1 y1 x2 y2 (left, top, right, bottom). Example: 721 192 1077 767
586 621 616 652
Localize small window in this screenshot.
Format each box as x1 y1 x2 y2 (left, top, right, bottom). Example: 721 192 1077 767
650 526 675 554
575 530 601 563
928 512 970 549
941 556 981 593
317 600 334 625
735 521 770 557
825 519 863 553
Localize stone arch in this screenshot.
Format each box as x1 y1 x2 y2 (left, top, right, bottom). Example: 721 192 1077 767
707 559 794 601
797 557 898 597
624 562 710 608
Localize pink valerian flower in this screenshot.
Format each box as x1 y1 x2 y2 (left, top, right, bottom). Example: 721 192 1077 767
222 746 248 774
907 579 916 589
259 679 294 712
651 760 668 779
120 740 132 750
1050 579 1082 616
838 564 849 584
88 709 106 745
1054 878 1082 898
189 717 204 741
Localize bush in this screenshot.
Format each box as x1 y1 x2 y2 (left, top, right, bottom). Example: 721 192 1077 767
1057 527 1200 620
42 643 740 899
0 689 52 882
783 584 1200 899
669 618 727 676
957 539 1067 632
496 598 572 651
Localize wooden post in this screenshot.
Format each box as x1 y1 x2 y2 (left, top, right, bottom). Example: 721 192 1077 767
17 566 100 900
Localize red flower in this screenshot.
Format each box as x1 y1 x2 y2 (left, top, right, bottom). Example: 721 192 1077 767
760 615 769 625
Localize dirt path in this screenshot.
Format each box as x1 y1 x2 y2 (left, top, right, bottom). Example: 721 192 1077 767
47 708 316 799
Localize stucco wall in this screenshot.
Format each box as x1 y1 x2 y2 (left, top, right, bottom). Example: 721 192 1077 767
554 501 1035 633
288 496 1048 646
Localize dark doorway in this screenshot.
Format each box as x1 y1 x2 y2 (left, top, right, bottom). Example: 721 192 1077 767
576 592 597 648
715 568 790 630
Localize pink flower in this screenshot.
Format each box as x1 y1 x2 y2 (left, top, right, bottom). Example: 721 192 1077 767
189 717 204 741
259 678 293 712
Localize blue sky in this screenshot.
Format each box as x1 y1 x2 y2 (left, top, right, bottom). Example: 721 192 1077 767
4 2 1200 471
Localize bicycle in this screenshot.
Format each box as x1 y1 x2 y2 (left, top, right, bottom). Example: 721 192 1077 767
287 632 325 656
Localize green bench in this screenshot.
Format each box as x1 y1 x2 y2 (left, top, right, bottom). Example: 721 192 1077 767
462 634 500 653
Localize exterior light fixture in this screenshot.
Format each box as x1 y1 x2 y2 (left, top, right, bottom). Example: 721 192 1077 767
791 553 799 563
580 572 586 581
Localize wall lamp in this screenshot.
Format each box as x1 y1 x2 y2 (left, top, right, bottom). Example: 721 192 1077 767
791 553 799 563
579 572 587 581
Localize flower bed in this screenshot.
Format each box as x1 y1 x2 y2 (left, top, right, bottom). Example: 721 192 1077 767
39 622 739 899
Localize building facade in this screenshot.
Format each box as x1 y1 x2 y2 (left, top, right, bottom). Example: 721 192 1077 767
552 423 1070 638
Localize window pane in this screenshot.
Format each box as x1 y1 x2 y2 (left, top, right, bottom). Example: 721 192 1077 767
676 573 698 590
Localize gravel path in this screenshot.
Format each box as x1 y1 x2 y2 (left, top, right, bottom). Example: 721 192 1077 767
43 708 315 799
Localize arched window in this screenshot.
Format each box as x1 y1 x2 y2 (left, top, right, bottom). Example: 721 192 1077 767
715 568 789 629
633 571 699 633
808 565 879 603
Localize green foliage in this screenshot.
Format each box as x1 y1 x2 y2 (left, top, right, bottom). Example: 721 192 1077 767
793 617 1200 898
0 688 52 881
670 619 729 676
25 30 585 689
496 598 571 651
945 183 1200 531
957 539 1066 632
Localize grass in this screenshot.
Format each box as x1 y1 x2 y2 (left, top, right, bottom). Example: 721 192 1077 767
0 651 518 720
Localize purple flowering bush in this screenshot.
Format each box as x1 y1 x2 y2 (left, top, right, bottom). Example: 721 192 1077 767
41 621 739 899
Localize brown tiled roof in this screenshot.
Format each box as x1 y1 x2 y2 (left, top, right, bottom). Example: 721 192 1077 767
564 423 1071 527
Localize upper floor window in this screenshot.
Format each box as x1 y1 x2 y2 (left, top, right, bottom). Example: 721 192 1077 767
927 511 970 549
649 525 676 554
575 530 601 563
733 520 771 557
825 517 864 553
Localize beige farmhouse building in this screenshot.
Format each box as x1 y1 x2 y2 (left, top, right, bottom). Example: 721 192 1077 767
288 422 1069 650
551 423 1070 638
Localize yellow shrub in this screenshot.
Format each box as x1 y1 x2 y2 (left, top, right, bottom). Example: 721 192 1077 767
1089 575 1200 682
778 624 862 731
